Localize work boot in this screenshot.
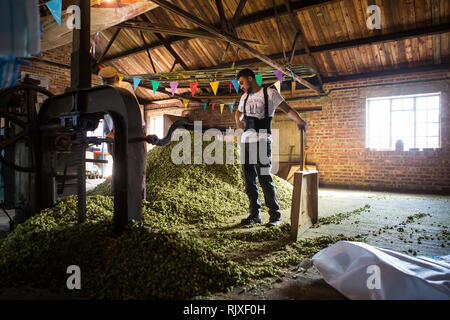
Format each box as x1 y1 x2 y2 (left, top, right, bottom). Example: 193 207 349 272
265 219 281 228
241 215 262 226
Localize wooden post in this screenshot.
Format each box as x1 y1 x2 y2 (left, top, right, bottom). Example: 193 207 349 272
290 128 318 240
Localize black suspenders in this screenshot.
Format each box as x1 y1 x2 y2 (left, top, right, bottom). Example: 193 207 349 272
242 86 269 117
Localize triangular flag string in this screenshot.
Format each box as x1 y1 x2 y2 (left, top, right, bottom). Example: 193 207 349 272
45 0 62 26
210 81 219 96
274 70 283 83
133 78 141 91
231 79 239 93
211 103 215 113
170 82 178 96
184 100 189 109
220 104 224 114
152 80 160 94
255 74 262 87
274 81 281 93
118 73 124 82
204 102 207 111
229 103 234 113
189 82 199 96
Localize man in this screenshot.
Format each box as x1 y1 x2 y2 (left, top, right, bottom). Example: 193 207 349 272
98 66 147 199
235 68 307 228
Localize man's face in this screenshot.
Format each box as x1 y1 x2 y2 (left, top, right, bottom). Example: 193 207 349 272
238 76 252 93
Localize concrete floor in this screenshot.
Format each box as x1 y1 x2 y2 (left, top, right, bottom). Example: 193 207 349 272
0 187 449 299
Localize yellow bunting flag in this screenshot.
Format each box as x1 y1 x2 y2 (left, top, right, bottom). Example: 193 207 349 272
184 99 189 109
118 73 124 82
220 104 224 114
274 81 281 93
210 81 219 96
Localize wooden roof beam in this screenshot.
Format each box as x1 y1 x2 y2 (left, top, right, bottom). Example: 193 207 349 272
283 0 323 90
96 28 121 64
103 0 332 62
212 23 450 69
150 0 323 93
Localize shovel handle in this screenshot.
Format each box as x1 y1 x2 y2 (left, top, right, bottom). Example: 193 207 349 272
300 128 305 171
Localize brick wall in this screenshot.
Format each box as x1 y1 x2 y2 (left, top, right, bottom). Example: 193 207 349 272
18 45 101 93
182 69 450 194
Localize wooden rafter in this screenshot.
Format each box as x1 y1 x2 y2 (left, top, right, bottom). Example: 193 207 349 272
150 0 323 93
103 0 331 62
140 15 189 71
96 28 120 64
283 0 323 89
119 21 265 46
140 31 157 73
231 0 248 27
211 23 450 69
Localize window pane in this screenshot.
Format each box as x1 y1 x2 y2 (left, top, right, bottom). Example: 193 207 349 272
402 98 413 110
392 99 402 110
428 123 439 137
417 123 427 137
428 137 439 148
428 109 439 123
427 96 439 109
403 111 414 124
416 137 427 148
416 110 427 123
416 97 428 110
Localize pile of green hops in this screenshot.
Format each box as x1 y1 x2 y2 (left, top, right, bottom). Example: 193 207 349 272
88 131 293 227
0 196 250 299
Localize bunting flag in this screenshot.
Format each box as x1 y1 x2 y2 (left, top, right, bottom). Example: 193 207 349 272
229 81 232 94
118 73 124 82
189 82 199 96
231 79 240 93
220 104 224 114
97 66 103 78
274 70 283 83
210 81 219 96
274 81 281 93
255 74 263 87
290 71 296 82
204 102 207 111
152 80 160 94
229 103 234 113
133 78 141 91
184 100 189 109
170 82 179 96
211 103 215 113
45 0 62 26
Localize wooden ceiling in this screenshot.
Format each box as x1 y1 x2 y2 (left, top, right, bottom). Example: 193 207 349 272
40 0 450 101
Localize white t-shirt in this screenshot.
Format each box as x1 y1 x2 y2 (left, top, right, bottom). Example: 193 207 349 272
238 87 284 143
103 81 145 135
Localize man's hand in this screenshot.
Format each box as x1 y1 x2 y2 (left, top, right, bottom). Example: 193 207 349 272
297 119 307 131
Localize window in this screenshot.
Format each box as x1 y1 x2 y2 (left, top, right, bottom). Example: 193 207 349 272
149 116 164 150
366 94 440 150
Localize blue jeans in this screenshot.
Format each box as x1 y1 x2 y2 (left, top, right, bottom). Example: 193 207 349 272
241 140 281 221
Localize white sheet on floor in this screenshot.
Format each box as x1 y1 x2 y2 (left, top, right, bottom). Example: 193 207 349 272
300 241 450 300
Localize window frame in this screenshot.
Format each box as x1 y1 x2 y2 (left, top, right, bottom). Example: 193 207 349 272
365 93 441 151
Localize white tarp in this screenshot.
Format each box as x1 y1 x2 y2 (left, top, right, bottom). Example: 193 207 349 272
300 241 450 300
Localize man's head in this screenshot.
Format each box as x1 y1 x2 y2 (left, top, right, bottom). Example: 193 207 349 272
99 66 119 85
236 68 256 93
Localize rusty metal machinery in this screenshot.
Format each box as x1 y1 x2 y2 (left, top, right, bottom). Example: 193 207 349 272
0 77 54 228
0 0 197 234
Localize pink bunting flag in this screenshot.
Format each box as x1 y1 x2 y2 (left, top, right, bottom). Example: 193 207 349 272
274 70 283 83
170 82 179 96
211 103 215 113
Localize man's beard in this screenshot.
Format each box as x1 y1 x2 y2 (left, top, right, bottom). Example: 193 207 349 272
246 86 253 94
